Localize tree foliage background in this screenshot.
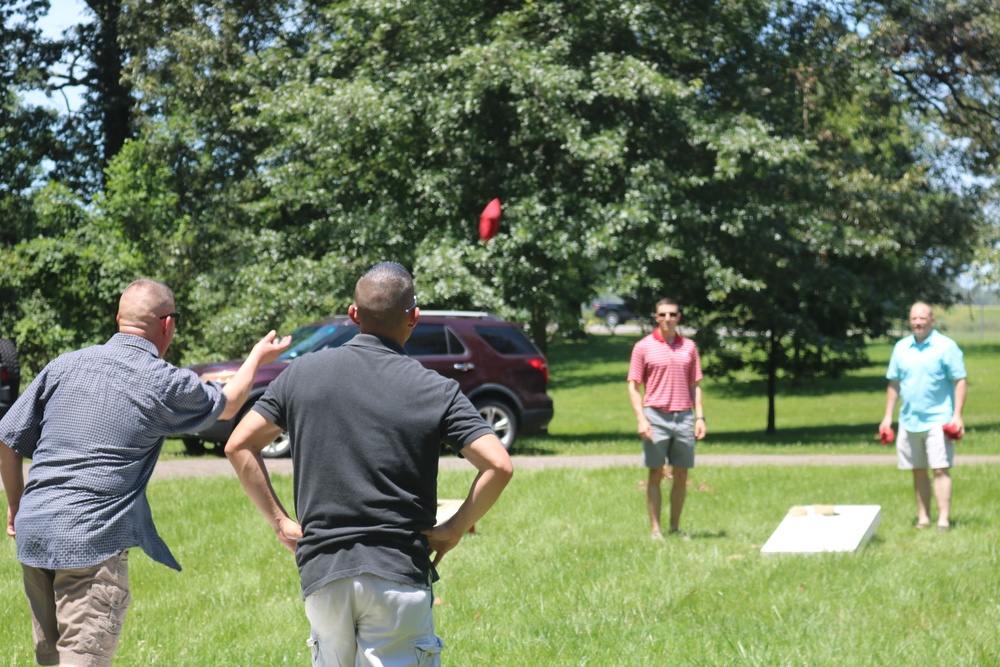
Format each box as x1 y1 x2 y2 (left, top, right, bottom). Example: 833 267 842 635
1 0 997 430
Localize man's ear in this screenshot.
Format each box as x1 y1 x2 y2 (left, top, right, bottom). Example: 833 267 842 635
348 304 361 325
407 307 419 329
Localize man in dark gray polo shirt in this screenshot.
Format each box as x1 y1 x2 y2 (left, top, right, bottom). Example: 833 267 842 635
226 262 513 667
0 279 290 667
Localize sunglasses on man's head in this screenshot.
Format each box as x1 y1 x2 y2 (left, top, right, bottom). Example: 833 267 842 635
158 312 181 322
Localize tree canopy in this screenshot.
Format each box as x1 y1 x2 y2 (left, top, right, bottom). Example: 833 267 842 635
1 0 996 431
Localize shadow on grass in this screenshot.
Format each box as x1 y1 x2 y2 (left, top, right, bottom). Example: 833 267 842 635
550 372 891 394
956 342 1000 357
686 530 728 540
547 336 640 368
549 372 633 391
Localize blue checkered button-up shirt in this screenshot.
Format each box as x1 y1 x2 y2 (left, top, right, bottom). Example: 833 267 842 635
0 334 226 571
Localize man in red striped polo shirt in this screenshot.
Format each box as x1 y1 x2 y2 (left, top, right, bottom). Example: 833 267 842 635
627 298 706 540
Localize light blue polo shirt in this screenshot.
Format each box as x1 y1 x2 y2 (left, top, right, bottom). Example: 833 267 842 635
886 329 966 432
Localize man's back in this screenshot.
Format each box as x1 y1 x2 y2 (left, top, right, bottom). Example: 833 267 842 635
253 333 493 597
1 333 226 570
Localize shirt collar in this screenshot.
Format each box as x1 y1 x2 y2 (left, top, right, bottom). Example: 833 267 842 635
345 332 407 355
652 328 683 344
109 332 160 357
908 329 937 348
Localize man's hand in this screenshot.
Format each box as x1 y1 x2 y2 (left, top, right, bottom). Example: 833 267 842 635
694 418 706 441
637 416 653 441
878 418 896 445
6 505 15 538
943 417 965 441
276 517 303 553
250 330 292 365
422 523 464 567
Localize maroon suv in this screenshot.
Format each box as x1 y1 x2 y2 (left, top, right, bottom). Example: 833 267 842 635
179 311 553 456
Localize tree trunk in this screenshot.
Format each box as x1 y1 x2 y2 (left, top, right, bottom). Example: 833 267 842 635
766 329 777 435
91 0 131 174
529 306 548 355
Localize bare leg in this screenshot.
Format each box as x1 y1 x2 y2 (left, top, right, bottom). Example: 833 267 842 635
669 467 688 532
912 468 932 527
933 469 952 529
646 467 663 535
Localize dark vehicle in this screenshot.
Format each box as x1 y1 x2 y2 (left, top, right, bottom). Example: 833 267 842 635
179 311 553 456
0 338 19 418
590 295 640 329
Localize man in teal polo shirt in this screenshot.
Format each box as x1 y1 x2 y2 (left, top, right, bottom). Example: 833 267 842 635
880 302 967 532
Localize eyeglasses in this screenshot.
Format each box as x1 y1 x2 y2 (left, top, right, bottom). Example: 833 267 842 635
405 296 418 313
653 311 680 319
158 312 181 322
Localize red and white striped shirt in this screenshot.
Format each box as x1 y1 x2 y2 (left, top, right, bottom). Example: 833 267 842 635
627 332 703 412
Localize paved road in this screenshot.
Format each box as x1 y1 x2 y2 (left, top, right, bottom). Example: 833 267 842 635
132 452 1000 480
4 453 999 489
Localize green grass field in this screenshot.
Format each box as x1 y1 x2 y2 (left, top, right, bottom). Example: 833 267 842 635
4 308 998 665
519 307 1000 457
161 305 1000 459
2 466 998 666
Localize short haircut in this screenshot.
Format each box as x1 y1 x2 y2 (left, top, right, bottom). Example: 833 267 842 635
119 279 175 324
655 298 680 313
354 262 415 331
124 279 174 304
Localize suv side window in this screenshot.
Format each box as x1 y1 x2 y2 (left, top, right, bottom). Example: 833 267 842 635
474 325 537 355
406 324 467 356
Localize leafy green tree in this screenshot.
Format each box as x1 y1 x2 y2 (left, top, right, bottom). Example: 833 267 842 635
0 183 142 375
601 1 982 432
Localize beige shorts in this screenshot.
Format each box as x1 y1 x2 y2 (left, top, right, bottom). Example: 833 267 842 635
21 550 131 667
897 426 954 470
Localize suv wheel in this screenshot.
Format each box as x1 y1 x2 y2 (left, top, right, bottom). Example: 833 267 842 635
604 310 621 329
261 431 291 458
475 399 518 452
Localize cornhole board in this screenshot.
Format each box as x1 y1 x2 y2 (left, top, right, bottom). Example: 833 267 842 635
761 505 881 555
436 499 474 533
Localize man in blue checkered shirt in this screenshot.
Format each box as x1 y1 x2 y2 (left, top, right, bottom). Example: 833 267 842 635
0 279 290 667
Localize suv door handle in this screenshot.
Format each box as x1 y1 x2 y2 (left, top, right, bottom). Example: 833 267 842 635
453 363 475 372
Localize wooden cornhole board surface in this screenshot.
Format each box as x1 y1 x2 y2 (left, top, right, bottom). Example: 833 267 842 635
761 505 881 555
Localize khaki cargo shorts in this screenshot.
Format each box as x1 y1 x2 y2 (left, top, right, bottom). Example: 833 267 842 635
21 550 131 667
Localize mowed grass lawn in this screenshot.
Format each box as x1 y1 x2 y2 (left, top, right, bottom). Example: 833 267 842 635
2 466 998 666
519 305 1000 457
2 307 998 665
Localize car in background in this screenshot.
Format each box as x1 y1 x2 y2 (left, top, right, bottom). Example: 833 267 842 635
589 295 641 329
0 338 19 419
179 311 553 456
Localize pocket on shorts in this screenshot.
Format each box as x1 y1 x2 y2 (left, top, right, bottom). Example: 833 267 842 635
307 634 320 664
92 553 131 643
414 635 443 666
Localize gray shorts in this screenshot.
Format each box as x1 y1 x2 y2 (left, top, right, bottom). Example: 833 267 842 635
21 550 131 667
642 407 696 469
305 574 442 667
897 426 954 470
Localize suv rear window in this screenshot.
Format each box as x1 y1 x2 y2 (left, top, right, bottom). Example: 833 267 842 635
406 324 467 356
474 325 538 355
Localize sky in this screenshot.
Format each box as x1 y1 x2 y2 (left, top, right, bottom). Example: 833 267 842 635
23 0 89 111
42 0 86 33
